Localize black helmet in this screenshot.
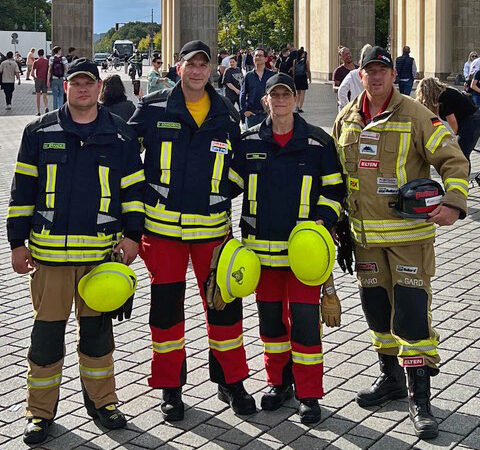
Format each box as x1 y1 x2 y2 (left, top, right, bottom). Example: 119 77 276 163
395 178 445 218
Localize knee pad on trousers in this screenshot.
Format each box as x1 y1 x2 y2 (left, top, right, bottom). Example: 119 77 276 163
79 316 114 357
207 297 242 326
290 303 321 346
29 320 66 366
393 284 429 340
359 286 391 333
150 282 186 329
257 301 287 338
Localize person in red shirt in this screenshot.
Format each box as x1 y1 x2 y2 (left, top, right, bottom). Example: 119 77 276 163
32 49 49 115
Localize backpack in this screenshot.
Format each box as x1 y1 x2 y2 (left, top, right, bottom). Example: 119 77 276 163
295 58 306 76
51 56 65 78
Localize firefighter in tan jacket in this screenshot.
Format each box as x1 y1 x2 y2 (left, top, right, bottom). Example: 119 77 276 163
333 47 469 441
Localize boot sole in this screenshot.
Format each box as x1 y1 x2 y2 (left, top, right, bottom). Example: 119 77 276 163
87 408 127 429
356 388 407 407
410 413 439 440
218 390 256 415
161 408 184 422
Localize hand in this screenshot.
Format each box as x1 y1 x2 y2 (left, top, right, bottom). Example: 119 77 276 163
12 246 36 274
114 237 139 265
315 219 324 226
320 275 341 327
426 204 460 226
335 216 354 275
244 111 255 117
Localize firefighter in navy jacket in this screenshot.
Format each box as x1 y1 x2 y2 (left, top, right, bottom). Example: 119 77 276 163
7 59 145 444
128 40 255 420
229 74 346 424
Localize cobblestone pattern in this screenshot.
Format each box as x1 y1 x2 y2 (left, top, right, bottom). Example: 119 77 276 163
0 71 479 449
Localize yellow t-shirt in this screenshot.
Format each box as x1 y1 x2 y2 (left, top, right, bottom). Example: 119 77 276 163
185 91 211 127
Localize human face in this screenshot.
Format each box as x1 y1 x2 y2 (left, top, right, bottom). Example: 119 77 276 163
178 53 211 92
360 62 395 99
229 58 237 69
153 59 163 70
254 50 266 66
340 48 352 64
266 86 295 118
65 74 102 109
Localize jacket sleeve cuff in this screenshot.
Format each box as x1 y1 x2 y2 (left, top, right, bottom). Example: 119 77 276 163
441 192 467 220
10 240 26 250
123 231 142 243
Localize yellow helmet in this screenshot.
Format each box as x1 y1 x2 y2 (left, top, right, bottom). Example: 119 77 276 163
216 239 261 302
288 221 335 286
78 262 137 312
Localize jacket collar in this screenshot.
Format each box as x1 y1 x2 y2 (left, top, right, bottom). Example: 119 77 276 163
57 104 118 137
258 113 310 152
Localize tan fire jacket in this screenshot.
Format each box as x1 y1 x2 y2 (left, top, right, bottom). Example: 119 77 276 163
333 88 469 247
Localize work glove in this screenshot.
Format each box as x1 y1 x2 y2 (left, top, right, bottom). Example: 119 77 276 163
335 215 354 275
204 241 227 311
320 274 341 327
107 295 134 321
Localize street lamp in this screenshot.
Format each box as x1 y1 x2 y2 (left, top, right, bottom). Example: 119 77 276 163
238 20 245 49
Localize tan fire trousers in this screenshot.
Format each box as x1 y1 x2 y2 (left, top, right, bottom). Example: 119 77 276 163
27 263 117 419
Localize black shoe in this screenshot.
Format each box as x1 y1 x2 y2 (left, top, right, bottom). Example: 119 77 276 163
298 109 304 113
407 366 439 440
87 404 127 429
45 108 49 113
218 381 256 415
23 417 52 445
36 112 41 116
356 354 407 407
161 387 184 421
261 384 294 411
298 398 321 424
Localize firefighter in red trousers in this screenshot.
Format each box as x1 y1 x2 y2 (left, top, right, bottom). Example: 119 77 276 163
129 40 255 420
229 73 346 424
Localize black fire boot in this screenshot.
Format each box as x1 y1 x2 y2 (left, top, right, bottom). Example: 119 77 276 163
218 381 256 415
356 354 408 407
23 417 52 445
407 366 439 440
161 387 184 421
298 398 321 424
261 384 294 411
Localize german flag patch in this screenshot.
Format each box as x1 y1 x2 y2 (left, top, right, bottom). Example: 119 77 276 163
431 118 442 126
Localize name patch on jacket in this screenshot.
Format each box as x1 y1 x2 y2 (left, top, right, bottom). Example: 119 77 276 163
246 153 267 160
210 141 229 154
377 177 397 186
360 131 380 141
377 186 399 195
43 142 66 150
358 159 379 169
157 121 181 129
356 262 378 273
359 143 377 156
396 265 418 274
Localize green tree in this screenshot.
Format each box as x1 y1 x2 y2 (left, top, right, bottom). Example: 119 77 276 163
0 0 51 40
375 0 390 49
94 22 161 53
138 36 150 52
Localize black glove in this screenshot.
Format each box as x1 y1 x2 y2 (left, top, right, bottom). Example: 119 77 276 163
106 295 134 321
336 216 354 275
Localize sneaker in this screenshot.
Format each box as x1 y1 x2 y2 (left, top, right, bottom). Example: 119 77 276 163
218 381 256 415
298 398 321 424
45 108 49 113
23 417 52 444
161 387 184 421
6 105 11 110
36 112 41 116
86 403 127 429
261 384 294 411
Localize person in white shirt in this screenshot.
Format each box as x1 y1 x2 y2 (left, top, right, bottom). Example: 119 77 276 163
464 51 478 78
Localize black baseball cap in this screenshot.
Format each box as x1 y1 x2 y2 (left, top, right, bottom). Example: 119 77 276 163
179 40 211 62
361 46 393 69
266 73 296 95
66 57 100 81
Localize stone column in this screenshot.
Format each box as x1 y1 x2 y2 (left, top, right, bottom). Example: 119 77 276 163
52 0 93 59
162 0 181 68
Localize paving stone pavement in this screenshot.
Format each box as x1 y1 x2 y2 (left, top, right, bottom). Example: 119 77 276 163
0 71 479 449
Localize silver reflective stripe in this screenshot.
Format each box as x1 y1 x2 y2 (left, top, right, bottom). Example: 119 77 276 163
153 338 185 353
225 245 242 299
209 335 243 351
373 335 397 344
241 216 256 228
79 365 114 379
150 101 167 108
30 249 109 260
264 342 291 353
97 213 118 225
400 344 437 352
210 195 228 205
181 226 229 238
37 210 55 222
292 352 323 363
38 124 63 133
149 183 170 198
27 374 62 388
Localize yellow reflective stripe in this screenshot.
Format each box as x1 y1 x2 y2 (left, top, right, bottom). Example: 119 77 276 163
145 219 229 240
181 212 228 226
292 351 323 365
298 175 312 218
228 168 244 189
370 330 398 348
160 141 172 184
396 132 411 187
351 227 436 243
444 178 468 197
248 174 258 215
29 244 112 262
317 195 341 217
342 124 362 133
45 164 57 208
145 203 181 223
15 161 38 177
321 172 343 186
257 254 290 267
121 169 145 189
153 337 185 353
426 125 449 154
264 341 291 354
27 373 62 389
370 121 412 132
351 217 430 231
121 201 145 214
145 218 182 237
397 335 439 357
79 364 114 379
209 334 243 352
211 152 225 194
226 139 232 150
242 237 288 252
98 166 111 213
7 205 35 218
30 231 117 247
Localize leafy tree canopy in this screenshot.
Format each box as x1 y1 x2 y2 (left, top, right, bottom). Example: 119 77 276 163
0 0 51 40
94 22 161 53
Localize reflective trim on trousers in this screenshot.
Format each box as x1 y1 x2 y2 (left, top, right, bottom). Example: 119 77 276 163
27 373 62 389
152 337 185 354
79 364 114 379
263 341 292 354
209 334 243 352
292 351 323 365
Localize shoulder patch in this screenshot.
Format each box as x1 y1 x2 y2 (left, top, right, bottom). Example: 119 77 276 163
307 124 334 147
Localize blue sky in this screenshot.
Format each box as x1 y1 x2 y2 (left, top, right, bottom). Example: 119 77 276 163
94 0 162 33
